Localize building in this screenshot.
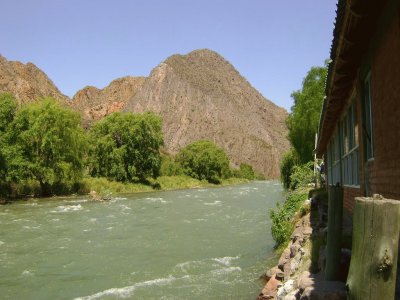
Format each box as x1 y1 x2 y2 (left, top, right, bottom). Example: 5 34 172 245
316 0 400 213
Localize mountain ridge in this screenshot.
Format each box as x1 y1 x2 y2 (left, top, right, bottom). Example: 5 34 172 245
0 50 290 178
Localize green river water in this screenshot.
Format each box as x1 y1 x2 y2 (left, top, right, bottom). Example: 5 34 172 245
0 181 284 300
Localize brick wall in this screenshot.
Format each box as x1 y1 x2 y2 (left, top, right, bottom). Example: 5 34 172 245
343 186 364 213
368 9 400 200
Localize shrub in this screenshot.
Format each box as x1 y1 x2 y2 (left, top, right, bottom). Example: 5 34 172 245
270 191 308 247
289 161 314 190
160 154 183 176
176 140 230 184
233 163 256 180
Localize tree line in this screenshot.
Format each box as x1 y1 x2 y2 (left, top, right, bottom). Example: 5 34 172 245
0 93 260 198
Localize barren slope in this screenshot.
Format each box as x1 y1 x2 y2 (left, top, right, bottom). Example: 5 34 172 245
0 55 68 104
71 76 146 122
124 49 290 178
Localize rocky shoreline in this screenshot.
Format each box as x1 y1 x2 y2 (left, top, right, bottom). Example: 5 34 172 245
258 203 347 300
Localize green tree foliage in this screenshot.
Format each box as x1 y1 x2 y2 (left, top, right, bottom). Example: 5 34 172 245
233 163 256 180
176 140 230 184
0 93 18 181
5 98 86 196
160 154 183 176
88 112 163 183
280 149 299 189
287 64 328 163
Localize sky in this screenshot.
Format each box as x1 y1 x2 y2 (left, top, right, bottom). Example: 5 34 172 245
1 0 337 111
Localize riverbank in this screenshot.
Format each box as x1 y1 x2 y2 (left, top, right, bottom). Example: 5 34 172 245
0 175 251 203
258 188 347 300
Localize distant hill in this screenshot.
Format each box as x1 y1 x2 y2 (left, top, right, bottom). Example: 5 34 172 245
123 49 290 178
0 55 68 104
0 50 290 178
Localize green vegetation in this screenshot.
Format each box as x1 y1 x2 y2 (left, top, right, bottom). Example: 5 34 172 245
280 149 299 190
289 161 314 190
270 191 309 247
2 97 86 196
271 63 327 247
176 140 231 184
88 112 163 183
0 93 258 199
286 63 327 164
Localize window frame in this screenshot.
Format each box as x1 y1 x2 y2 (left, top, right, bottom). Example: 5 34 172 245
363 72 374 161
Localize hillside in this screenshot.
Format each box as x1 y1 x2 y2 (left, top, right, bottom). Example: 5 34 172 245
71 76 146 123
124 49 290 178
0 55 68 104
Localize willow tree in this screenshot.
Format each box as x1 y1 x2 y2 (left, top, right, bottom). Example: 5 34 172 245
287 63 328 163
88 112 164 183
6 98 86 196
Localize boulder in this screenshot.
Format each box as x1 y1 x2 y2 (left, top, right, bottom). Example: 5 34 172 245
278 248 291 269
277 279 297 299
259 274 280 300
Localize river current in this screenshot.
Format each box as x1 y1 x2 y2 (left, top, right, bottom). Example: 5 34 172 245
0 181 284 299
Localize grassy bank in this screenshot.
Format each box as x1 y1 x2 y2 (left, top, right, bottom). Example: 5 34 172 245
269 187 311 250
0 176 250 201
79 176 249 196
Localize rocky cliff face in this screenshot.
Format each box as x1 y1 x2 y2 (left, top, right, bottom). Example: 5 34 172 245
0 55 68 104
71 76 146 123
124 49 290 178
0 50 290 178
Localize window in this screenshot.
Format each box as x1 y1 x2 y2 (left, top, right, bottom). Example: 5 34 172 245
341 101 359 186
364 74 374 160
326 100 360 187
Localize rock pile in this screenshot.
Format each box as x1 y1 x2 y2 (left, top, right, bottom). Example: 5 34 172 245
258 212 346 300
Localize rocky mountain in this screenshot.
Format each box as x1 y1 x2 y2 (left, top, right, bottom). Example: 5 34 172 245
0 50 290 178
124 49 290 178
0 55 68 104
71 76 146 123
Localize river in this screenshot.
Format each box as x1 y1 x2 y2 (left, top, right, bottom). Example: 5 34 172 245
0 181 284 300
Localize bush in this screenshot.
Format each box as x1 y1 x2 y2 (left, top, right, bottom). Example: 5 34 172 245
233 163 256 180
160 154 183 176
289 161 314 190
280 149 299 189
176 140 230 184
270 191 308 247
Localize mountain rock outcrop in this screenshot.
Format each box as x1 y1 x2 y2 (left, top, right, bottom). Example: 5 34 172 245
124 49 290 178
71 76 146 123
0 55 68 104
0 50 290 178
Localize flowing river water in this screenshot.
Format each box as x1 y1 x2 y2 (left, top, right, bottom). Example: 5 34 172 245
0 181 284 299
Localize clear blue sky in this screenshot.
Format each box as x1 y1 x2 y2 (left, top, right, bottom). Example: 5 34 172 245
1 0 337 111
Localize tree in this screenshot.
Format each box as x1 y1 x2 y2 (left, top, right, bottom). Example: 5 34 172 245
176 140 230 184
287 63 328 163
6 98 86 196
280 149 299 190
88 112 163 183
233 163 256 180
0 93 18 181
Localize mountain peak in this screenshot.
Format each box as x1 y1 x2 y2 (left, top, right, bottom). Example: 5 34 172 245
0 55 68 104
